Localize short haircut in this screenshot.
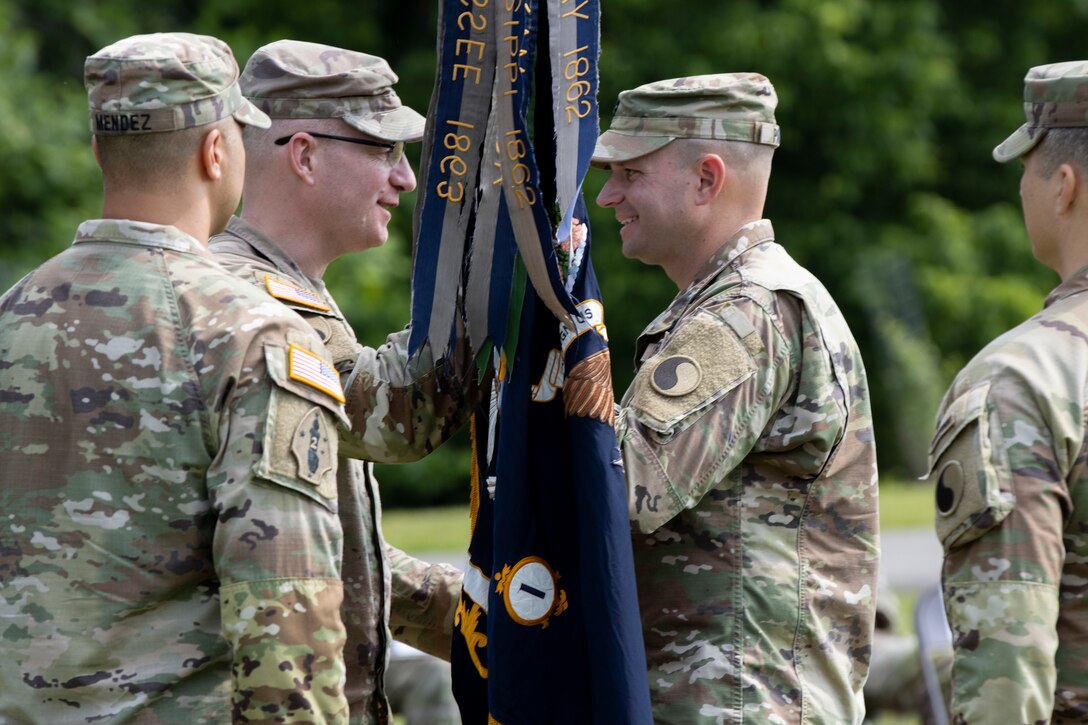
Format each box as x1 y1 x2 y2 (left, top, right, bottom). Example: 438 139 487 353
1033 127 1088 179
243 117 351 172
96 119 235 191
673 137 775 186
670 137 774 195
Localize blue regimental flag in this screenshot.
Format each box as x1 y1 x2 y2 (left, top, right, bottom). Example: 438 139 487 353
410 0 653 722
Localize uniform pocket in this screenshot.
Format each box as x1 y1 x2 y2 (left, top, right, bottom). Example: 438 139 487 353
628 308 756 436
926 380 1014 549
254 344 346 512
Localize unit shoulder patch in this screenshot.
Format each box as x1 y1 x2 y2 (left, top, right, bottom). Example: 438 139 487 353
265 275 331 312
292 406 336 488
649 355 702 397
255 396 339 508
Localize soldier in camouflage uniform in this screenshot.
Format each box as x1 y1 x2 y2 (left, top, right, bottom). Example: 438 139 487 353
592 74 880 723
928 61 1088 723
207 41 469 724
0 33 354 723
864 576 952 722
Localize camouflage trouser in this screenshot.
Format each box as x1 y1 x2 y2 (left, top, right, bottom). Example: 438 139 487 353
386 646 461 725
863 630 952 724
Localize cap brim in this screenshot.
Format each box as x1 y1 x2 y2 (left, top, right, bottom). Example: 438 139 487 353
343 104 426 143
993 123 1046 163
590 130 675 167
233 99 271 129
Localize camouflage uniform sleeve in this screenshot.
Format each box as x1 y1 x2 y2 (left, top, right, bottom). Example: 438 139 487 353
619 297 799 534
928 377 1067 724
209 335 350 723
386 544 463 661
339 323 479 463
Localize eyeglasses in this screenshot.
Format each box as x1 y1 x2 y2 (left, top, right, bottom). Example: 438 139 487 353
274 132 405 165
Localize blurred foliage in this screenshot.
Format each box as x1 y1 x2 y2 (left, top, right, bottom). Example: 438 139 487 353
1 0 1083 501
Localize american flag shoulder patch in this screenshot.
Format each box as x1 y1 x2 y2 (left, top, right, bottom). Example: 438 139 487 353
265 275 331 312
288 344 346 403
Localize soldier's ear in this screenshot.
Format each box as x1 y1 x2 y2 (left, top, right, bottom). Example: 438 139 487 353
199 126 225 182
1056 162 1078 215
693 153 726 206
285 134 319 187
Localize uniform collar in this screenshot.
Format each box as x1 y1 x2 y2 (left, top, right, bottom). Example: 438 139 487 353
639 219 775 342
1045 264 1088 308
220 216 345 318
221 216 329 295
688 219 776 292
74 219 203 254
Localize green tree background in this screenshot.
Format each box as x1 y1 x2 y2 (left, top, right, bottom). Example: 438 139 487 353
1 0 1082 505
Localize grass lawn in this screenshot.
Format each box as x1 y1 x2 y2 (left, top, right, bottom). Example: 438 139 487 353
878 477 934 531
382 504 470 554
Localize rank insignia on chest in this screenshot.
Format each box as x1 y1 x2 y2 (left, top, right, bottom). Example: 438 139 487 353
265 275 332 312
288 344 346 403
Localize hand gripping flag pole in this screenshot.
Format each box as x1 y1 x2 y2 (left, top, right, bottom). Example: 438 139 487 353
409 1 653 722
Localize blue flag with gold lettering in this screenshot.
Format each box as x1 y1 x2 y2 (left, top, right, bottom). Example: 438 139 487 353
408 0 653 722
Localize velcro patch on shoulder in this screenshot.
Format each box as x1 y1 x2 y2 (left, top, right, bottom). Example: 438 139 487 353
256 394 339 507
289 344 346 403
630 308 756 433
926 380 1014 549
265 275 331 312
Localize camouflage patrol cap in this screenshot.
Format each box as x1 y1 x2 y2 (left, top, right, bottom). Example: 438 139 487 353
994 61 1088 162
592 73 781 166
85 32 270 135
241 40 425 142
